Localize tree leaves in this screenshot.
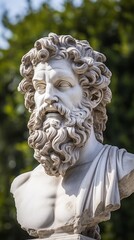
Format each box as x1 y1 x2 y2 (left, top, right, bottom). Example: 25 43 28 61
0 0 134 239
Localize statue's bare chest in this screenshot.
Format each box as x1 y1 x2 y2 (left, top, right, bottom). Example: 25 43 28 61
15 168 80 230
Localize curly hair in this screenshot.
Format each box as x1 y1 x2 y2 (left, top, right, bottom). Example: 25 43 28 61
19 32 112 143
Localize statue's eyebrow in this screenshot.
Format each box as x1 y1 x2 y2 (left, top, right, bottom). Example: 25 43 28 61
33 79 46 88
55 75 74 83
33 79 45 83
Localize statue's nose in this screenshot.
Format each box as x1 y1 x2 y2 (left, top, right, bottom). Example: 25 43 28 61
44 85 58 104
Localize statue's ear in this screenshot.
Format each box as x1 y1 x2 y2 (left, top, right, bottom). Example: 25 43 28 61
89 89 103 108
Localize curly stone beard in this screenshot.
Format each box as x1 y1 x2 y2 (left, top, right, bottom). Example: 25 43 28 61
28 100 93 176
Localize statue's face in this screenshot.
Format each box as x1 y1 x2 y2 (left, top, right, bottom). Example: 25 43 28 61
29 58 92 176
33 59 83 119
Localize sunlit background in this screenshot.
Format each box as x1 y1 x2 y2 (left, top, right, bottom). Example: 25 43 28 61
0 0 134 239
0 0 82 48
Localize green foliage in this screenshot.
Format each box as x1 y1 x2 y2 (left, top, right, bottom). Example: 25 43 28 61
0 0 134 239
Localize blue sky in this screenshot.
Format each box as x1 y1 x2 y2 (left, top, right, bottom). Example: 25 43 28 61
0 0 63 20
0 0 82 49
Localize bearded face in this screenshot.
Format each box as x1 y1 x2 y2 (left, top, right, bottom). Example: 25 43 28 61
28 100 92 176
27 59 94 176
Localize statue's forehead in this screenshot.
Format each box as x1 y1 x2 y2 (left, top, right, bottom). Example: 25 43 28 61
34 59 71 72
33 58 77 83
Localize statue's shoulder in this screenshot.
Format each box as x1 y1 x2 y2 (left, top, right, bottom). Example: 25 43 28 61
10 171 31 194
103 144 134 179
10 164 43 194
104 143 134 156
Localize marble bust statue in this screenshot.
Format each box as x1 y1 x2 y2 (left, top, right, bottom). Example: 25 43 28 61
11 33 134 240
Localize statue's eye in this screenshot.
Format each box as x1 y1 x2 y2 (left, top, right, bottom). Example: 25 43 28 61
56 80 72 90
35 82 46 94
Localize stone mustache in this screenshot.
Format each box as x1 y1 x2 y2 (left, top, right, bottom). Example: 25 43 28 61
11 33 134 240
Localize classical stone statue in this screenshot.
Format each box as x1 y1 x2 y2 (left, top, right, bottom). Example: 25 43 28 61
11 33 134 240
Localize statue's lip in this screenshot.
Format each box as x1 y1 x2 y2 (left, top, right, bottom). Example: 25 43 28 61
45 105 59 114
45 105 62 119
46 112 60 117
45 112 62 120
46 109 58 113
45 105 62 120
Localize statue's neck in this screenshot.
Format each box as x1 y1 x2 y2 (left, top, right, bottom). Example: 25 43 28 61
78 126 103 165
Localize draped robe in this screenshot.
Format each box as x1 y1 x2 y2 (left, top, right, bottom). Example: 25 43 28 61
11 144 134 238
